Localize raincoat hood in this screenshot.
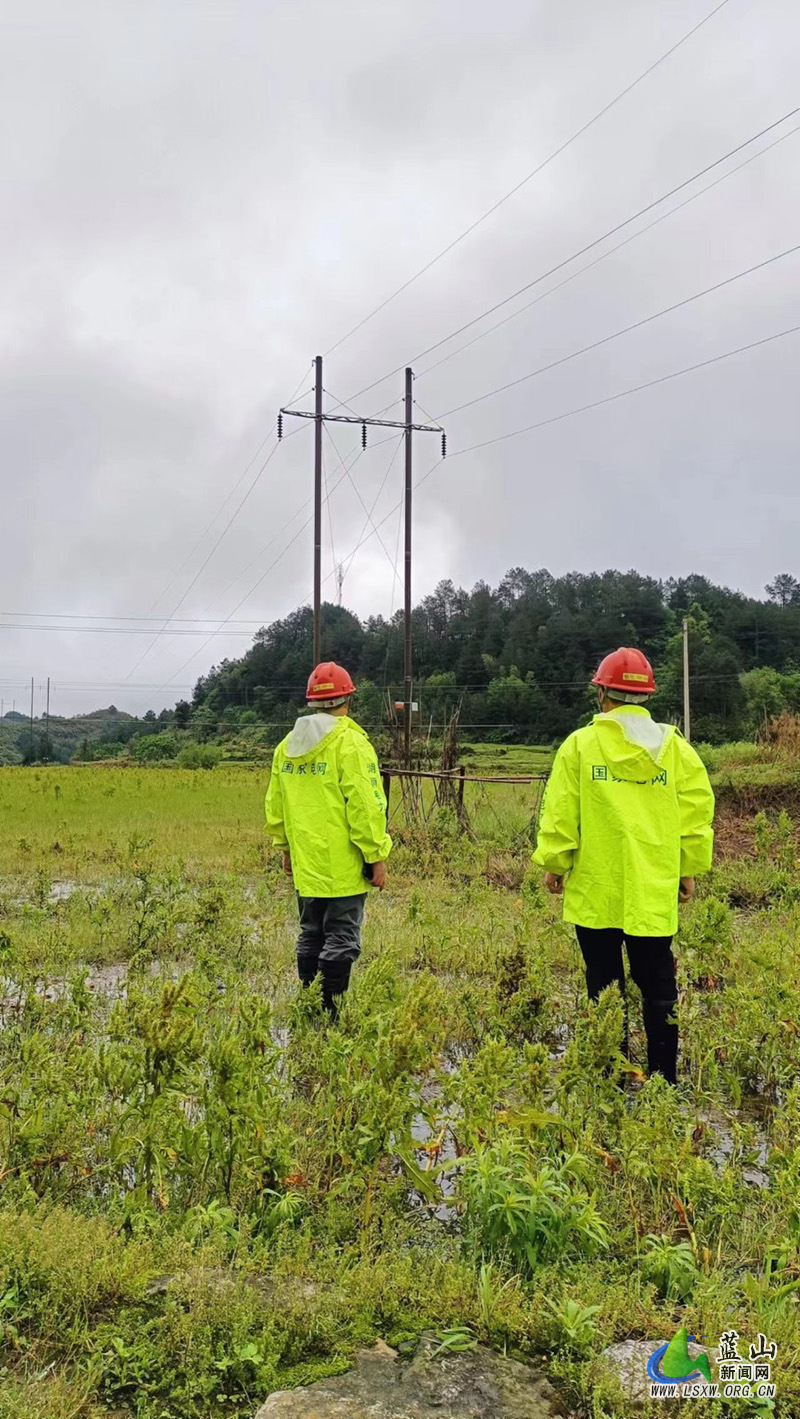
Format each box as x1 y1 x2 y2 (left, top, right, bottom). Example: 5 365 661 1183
285 712 343 760
593 706 674 783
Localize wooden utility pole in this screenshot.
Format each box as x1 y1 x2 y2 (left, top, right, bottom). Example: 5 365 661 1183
682 617 691 741
313 355 323 664
403 367 414 766
45 676 51 759
278 364 446 754
29 677 34 760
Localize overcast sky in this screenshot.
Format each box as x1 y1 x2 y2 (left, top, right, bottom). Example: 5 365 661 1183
2 0 799 717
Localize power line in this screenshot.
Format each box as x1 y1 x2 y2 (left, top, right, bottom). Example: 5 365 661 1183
331 320 800 571
331 455 443 585
0 622 261 637
166 438 372 684
323 386 401 422
145 307 796 690
404 108 800 381
416 119 800 381
323 0 732 357
124 440 286 679
0 654 786 700
199 446 367 619
340 437 405 582
166 435 406 688
146 366 311 617
0 611 279 626
335 105 800 408
383 492 406 692
450 323 800 458
322 424 403 589
124 367 317 681
437 242 800 419
322 438 338 587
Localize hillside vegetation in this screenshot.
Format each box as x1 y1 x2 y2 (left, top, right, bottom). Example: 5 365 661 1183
188 567 800 748
13 568 800 766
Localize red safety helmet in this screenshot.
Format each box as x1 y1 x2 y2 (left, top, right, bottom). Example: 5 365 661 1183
592 647 656 695
306 662 356 703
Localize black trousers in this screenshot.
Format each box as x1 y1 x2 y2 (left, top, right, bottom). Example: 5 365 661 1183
296 894 366 1015
575 926 678 1084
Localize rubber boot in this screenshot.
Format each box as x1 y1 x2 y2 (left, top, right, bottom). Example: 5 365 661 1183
321 959 352 1021
297 958 319 989
642 997 678 1085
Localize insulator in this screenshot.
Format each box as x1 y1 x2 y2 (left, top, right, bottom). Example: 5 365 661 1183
277 412 283 441
441 432 447 459
362 422 367 449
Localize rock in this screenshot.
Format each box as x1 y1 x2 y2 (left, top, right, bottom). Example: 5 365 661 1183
145 1274 174 1296
255 1333 556 1418
597 1338 712 1406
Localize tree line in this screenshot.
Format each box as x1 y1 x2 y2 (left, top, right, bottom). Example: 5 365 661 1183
184 568 800 746
16 568 800 764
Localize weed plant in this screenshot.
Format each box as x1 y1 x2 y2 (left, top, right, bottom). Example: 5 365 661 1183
0 766 798 1415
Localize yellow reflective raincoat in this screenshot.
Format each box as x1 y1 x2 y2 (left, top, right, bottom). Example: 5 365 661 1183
265 713 392 898
533 706 714 936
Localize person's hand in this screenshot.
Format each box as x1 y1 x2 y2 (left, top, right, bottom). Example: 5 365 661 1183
369 861 387 891
282 850 293 879
679 877 696 903
544 871 564 895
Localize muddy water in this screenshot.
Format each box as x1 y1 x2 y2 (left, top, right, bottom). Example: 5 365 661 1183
700 1100 772 1188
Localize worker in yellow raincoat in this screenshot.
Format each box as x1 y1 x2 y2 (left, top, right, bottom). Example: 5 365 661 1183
265 662 392 1017
533 647 714 1083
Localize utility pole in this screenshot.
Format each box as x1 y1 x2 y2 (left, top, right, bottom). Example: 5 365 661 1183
403 367 414 766
45 677 50 760
29 677 34 761
313 354 323 664
278 364 446 762
682 617 691 742
336 563 344 608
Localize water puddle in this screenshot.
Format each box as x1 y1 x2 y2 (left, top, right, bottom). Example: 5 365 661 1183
699 1103 771 1188
410 1099 461 1223
548 1021 570 1060
48 880 81 902
0 960 176 1020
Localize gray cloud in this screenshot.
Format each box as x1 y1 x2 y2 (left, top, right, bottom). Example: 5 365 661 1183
1 0 799 715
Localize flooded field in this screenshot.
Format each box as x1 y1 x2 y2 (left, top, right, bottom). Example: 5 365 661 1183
0 765 798 1416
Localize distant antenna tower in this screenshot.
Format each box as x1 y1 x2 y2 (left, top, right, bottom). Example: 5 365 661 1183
336 563 344 607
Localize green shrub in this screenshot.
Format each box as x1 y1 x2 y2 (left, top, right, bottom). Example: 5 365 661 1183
178 742 222 769
131 731 182 763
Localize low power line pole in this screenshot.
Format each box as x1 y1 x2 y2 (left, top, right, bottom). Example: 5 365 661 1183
403 367 414 766
682 617 691 741
45 676 51 759
313 355 323 664
279 364 446 766
29 677 34 760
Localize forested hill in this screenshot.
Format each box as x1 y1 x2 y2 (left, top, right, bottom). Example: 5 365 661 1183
189 568 800 745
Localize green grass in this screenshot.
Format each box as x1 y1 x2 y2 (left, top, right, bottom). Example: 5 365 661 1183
0 763 799 1416
462 742 555 775
0 765 269 881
